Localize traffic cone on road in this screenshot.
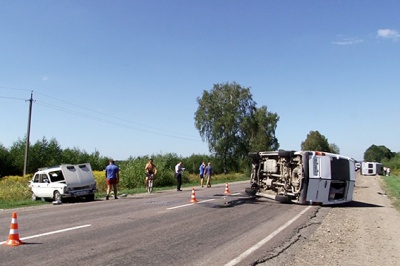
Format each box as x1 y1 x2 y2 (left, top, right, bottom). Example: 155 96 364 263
3 212 23 246
190 188 198 203
224 183 231 195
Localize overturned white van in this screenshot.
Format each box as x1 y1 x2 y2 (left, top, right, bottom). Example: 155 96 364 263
29 163 97 202
361 162 384 176
248 150 356 205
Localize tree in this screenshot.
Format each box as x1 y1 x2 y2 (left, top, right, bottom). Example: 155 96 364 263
248 106 279 152
329 143 340 154
194 82 279 171
364 145 394 162
301 130 331 152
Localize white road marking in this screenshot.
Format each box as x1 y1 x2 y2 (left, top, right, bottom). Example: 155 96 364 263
224 206 312 266
0 224 91 244
167 199 215 210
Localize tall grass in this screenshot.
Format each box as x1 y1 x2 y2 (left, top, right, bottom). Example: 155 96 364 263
381 175 400 211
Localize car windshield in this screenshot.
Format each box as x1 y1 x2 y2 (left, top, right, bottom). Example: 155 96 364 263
49 170 65 182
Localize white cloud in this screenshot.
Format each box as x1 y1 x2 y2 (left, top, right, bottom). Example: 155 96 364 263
332 38 364 46
377 29 400 40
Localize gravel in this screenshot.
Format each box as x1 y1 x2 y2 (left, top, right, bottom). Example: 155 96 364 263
256 173 400 266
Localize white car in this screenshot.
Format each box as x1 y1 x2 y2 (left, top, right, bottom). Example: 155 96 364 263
29 163 97 202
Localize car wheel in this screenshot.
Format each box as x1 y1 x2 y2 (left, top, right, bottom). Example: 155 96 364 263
86 193 95 201
54 191 62 202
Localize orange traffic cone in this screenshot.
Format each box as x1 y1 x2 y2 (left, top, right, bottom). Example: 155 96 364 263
3 212 23 246
224 183 231 194
190 188 197 203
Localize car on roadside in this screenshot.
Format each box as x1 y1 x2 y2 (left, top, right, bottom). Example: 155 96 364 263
29 163 97 202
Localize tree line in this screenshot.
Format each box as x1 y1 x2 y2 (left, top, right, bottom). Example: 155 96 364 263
1 82 398 178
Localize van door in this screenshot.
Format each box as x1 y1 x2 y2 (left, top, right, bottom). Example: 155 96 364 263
31 173 54 198
305 155 331 203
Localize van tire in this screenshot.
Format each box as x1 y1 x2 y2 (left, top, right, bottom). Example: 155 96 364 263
275 195 291 204
54 191 62 202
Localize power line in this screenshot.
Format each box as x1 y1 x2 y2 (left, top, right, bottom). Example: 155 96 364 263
35 97 201 142
0 86 202 142
0 96 26 101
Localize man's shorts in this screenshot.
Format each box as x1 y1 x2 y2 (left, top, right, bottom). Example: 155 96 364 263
146 172 154 178
107 178 118 185
200 174 204 179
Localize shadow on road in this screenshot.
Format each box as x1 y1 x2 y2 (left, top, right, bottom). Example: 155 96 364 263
327 200 383 208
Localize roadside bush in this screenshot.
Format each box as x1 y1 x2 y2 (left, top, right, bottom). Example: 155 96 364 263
0 175 31 201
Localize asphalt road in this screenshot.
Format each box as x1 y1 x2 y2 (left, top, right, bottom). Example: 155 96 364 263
0 182 318 266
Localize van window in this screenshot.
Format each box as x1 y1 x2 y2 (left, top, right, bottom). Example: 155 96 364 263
331 158 350 180
48 170 65 182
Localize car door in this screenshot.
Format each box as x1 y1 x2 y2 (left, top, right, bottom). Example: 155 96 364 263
31 173 54 198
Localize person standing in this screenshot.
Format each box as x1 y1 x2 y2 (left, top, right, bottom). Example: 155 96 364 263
387 167 391 176
205 162 213 188
199 162 206 187
105 159 119 200
145 158 157 191
175 161 184 191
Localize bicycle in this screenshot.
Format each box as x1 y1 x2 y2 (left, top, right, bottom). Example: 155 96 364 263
147 174 154 193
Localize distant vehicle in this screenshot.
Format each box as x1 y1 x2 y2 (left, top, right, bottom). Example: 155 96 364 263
355 162 361 171
29 163 97 202
361 162 383 176
247 150 355 205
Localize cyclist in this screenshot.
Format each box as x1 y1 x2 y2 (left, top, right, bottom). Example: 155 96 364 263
145 158 157 191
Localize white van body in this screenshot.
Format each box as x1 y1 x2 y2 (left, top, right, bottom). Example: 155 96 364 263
361 162 384 176
29 163 97 202
248 150 356 205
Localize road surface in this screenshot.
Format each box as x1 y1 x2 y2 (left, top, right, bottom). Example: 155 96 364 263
0 182 318 266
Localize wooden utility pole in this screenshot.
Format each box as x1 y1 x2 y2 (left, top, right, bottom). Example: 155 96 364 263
23 91 34 177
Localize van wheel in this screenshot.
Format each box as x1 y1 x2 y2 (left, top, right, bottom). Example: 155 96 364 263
31 192 37 201
275 195 291 204
54 191 62 202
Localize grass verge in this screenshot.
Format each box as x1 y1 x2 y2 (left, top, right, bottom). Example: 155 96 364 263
380 175 400 212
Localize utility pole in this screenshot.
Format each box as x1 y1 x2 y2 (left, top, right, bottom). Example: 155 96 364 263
23 91 34 177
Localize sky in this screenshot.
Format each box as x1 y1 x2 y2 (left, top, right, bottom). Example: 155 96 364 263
1 0 399 161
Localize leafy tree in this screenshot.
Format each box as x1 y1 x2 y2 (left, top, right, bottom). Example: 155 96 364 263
329 143 340 154
194 82 279 172
364 145 394 162
8 138 26 176
29 137 63 173
248 106 279 152
301 130 331 152
0 144 16 177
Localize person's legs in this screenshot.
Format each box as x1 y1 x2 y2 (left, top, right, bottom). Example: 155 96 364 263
106 180 111 200
145 176 149 190
200 176 204 187
177 174 182 191
113 183 118 199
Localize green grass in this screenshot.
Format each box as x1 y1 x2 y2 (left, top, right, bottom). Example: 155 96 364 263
380 175 400 211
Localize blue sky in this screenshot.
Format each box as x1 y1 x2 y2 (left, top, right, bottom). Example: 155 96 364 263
1 0 399 161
